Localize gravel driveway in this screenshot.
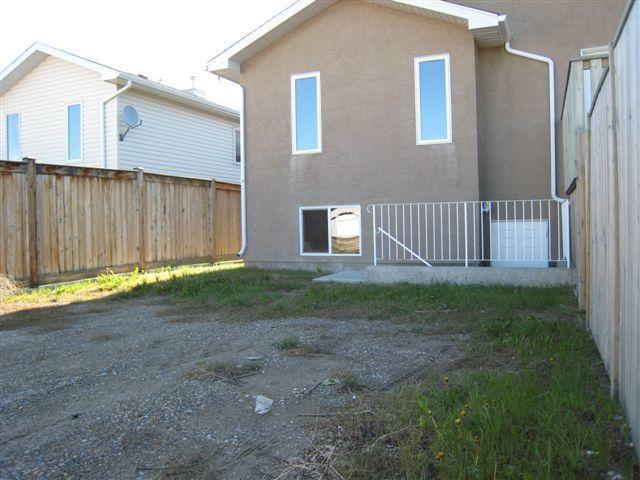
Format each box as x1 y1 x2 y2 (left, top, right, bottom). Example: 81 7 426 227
0 296 464 479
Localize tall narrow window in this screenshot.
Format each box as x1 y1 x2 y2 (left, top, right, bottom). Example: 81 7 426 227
6 113 20 160
414 54 451 144
234 128 241 163
291 72 321 154
67 103 82 160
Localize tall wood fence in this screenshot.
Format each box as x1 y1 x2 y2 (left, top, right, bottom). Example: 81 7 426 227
0 158 241 286
561 0 639 459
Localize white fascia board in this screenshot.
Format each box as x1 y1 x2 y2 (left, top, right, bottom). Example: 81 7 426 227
0 42 118 94
206 0 506 75
110 73 240 121
207 0 336 73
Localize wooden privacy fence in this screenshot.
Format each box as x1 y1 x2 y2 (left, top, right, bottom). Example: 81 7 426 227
0 158 241 286
562 0 639 459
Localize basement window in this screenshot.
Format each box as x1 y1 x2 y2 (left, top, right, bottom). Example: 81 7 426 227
291 72 321 154
67 103 82 161
299 206 361 256
414 54 452 144
6 113 20 161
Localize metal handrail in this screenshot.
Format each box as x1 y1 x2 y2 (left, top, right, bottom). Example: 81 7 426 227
377 227 432 267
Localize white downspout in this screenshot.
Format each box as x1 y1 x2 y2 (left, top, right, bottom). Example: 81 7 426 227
504 42 564 203
101 80 132 168
237 83 246 256
505 42 570 267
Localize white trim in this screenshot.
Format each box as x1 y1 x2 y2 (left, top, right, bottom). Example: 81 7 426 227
66 102 83 162
291 71 322 155
207 0 506 76
299 205 362 257
5 112 21 161
0 42 239 121
414 53 452 145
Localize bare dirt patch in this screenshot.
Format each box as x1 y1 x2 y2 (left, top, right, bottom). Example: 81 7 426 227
0 296 464 479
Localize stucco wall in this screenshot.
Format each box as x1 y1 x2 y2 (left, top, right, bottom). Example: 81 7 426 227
458 0 626 199
240 1 479 266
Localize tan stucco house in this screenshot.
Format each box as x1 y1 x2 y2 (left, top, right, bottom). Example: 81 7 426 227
207 0 624 274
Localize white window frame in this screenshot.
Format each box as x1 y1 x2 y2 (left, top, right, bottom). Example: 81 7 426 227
414 53 452 145
5 112 21 160
290 71 322 155
66 102 83 161
233 127 241 164
299 205 362 257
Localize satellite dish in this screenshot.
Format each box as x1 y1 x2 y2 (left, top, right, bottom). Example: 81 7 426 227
120 105 143 141
123 105 140 127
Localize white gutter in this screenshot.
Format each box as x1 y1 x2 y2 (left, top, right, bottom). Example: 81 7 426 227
101 80 132 168
504 42 564 203
237 83 246 256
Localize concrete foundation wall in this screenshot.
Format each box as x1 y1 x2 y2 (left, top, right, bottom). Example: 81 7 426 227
364 265 574 287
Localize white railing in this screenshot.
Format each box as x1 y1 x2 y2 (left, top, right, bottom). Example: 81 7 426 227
368 200 570 268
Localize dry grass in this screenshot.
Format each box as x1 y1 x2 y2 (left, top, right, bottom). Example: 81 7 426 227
0 274 19 294
275 336 327 356
184 360 262 383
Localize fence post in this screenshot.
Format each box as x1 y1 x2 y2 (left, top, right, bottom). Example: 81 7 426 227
209 179 216 263
24 157 39 287
134 168 146 271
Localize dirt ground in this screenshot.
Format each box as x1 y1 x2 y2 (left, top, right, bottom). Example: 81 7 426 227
0 296 465 479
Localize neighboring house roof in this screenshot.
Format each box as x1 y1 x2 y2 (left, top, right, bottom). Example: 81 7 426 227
207 0 509 80
1 42 239 121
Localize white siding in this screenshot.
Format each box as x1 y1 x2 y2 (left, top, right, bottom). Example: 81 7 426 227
0 56 117 167
117 90 240 183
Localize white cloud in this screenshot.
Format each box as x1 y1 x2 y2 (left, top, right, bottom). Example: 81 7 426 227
0 0 292 110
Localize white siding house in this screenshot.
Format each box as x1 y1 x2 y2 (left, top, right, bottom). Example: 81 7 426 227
0 43 240 183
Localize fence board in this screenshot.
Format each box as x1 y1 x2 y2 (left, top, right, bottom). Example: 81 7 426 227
563 0 639 459
612 0 640 458
0 160 241 285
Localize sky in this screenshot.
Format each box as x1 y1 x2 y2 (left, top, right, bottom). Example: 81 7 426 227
0 0 294 111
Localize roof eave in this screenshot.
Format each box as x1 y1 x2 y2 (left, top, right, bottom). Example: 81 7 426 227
206 0 508 77
110 73 240 121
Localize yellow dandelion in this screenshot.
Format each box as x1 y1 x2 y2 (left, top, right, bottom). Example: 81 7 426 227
460 410 467 417
435 451 445 460
443 376 449 383
454 418 462 426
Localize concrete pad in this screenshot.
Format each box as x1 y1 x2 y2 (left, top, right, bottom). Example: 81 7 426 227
364 265 574 287
313 271 366 283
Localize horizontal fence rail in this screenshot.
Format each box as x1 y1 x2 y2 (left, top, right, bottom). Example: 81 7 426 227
0 158 241 286
369 200 569 268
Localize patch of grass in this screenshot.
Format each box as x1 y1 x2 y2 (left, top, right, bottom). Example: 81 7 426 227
184 359 262 382
275 336 325 356
328 314 638 479
2 263 576 327
334 371 367 393
88 332 118 342
275 336 301 350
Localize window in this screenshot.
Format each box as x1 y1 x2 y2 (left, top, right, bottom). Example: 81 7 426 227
234 128 241 163
582 67 592 128
67 103 82 160
299 206 361 256
6 113 20 161
414 54 451 144
291 72 321 154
